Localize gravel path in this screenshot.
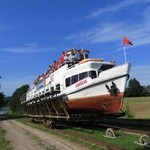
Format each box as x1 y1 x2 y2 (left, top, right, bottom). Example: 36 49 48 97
0 120 89 150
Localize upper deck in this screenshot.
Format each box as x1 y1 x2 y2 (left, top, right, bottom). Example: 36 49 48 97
20 49 116 104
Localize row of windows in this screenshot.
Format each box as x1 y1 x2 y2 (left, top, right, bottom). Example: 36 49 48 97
50 84 60 93
29 65 113 96
65 70 97 87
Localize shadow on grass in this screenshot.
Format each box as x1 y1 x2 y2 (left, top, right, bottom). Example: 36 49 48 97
0 114 26 121
135 147 150 150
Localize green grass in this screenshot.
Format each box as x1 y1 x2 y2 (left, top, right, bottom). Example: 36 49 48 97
124 97 150 103
123 97 150 119
17 117 150 150
64 127 148 150
0 128 12 150
7 97 150 150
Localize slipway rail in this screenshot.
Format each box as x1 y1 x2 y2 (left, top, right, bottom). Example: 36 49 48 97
53 128 125 150
28 117 150 149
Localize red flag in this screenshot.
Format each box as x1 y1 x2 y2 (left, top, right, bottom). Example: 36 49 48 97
123 36 133 46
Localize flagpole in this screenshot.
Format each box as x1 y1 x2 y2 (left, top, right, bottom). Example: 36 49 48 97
123 46 127 63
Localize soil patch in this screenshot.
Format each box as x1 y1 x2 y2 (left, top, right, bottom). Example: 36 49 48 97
0 120 89 150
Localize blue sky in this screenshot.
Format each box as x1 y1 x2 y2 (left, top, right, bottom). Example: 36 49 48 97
0 0 150 96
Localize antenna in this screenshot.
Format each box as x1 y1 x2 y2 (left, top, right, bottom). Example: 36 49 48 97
81 45 84 51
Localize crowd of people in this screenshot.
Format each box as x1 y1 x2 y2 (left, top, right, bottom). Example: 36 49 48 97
53 49 84 69
34 49 84 85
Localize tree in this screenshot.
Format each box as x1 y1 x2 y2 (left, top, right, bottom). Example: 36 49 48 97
8 85 29 113
0 92 5 108
4 96 11 106
125 78 143 97
141 85 150 96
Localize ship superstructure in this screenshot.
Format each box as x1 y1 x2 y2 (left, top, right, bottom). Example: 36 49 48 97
20 49 130 120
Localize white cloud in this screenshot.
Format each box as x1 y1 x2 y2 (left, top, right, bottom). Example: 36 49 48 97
86 0 148 19
0 42 50 54
66 4 150 48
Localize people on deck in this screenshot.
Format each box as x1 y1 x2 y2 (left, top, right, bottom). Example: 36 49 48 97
41 49 85 77
75 50 84 61
59 51 66 64
52 60 58 70
33 49 86 88
68 51 76 63
33 49 86 86
64 52 70 63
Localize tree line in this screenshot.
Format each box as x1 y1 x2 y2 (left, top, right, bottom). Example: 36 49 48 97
0 85 29 113
0 92 5 108
125 78 150 97
0 78 149 113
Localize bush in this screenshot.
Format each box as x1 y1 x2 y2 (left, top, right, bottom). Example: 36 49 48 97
125 102 135 118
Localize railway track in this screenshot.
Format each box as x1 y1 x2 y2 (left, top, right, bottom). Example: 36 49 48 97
97 119 150 148
68 118 150 146
29 117 150 149
97 119 150 137
53 128 125 150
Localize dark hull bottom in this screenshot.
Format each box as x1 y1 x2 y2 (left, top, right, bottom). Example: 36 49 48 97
66 93 124 114
24 93 125 120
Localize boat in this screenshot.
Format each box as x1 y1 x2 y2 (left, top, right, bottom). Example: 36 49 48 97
20 48 130 119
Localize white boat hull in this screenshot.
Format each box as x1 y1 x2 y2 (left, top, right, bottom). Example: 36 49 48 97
63 63 130 114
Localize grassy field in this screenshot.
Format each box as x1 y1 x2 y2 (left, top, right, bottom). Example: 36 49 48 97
18 117 150 150
123 97 150 119
0 127 11 150
1 97 149 150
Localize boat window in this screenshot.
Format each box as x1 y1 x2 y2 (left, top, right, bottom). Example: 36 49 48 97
65 77 71 87
85 54 89 59
100 64 114 71
79 72 88 80
71 74 78 85
51 86 54 92
56 84 60 91
89 70 97 79
65 70 97 88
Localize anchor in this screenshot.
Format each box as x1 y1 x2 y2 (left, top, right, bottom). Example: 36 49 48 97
105 82 119 95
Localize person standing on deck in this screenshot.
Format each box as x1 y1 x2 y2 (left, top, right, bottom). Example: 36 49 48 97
59 51 66 65
75 50 84 61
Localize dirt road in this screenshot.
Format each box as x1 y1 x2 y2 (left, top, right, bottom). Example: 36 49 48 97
0 120 89 150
